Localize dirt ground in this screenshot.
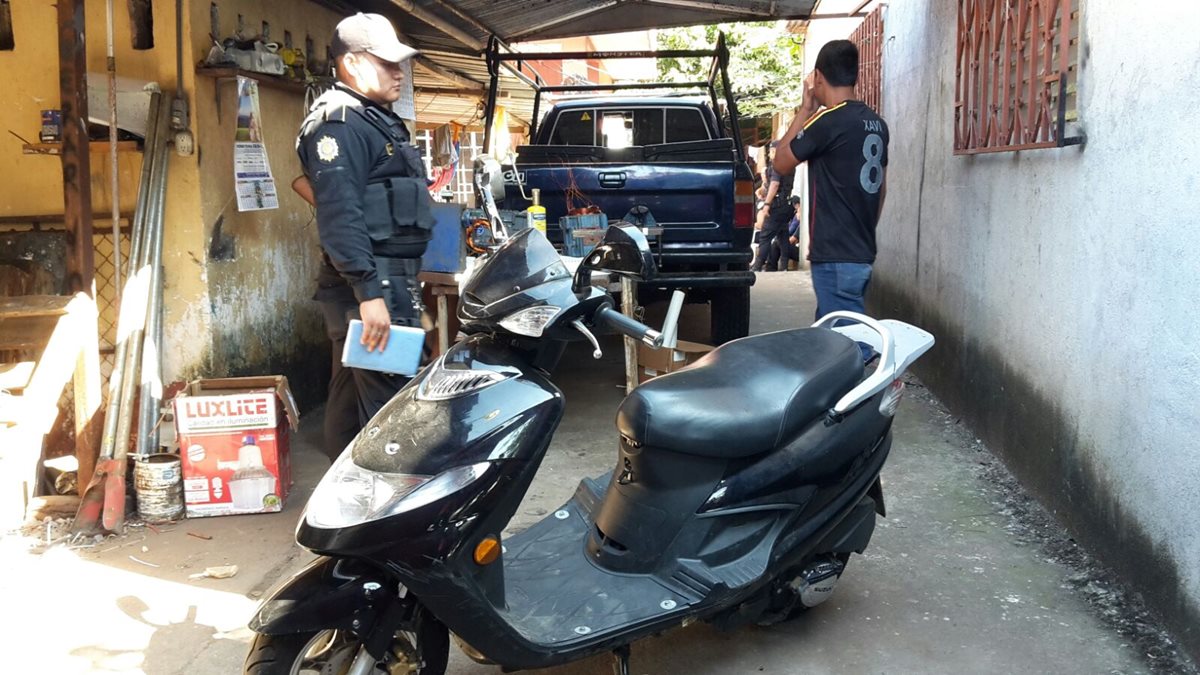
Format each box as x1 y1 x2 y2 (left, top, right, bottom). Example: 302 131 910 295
3 271 1195 674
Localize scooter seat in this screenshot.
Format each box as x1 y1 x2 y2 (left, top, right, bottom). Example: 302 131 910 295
616 328 863 458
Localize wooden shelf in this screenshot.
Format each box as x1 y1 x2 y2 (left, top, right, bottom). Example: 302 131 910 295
22 141 140 156
195 66 318 94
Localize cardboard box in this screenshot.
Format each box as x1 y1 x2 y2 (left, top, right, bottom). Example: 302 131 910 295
637 340 715 383
173 376 299 518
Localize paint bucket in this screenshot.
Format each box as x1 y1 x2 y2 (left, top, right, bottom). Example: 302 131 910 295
134 453 184 522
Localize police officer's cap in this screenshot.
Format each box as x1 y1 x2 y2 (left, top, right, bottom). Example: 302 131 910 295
332 13 418 64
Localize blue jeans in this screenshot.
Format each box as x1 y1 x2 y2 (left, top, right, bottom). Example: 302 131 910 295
811 262 874 360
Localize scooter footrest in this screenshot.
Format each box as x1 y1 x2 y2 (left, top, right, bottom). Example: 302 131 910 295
669 562 719 598
502 498 689 645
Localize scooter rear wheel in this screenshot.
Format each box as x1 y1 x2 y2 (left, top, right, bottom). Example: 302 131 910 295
243 608 448 675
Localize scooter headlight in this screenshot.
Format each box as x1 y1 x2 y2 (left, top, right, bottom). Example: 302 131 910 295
498 305 561 337
305 448 491 529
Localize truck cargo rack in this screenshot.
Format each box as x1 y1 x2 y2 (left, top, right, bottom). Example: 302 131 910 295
482 33 746 165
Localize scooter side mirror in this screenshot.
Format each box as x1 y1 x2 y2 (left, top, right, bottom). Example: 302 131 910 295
572 225 657 293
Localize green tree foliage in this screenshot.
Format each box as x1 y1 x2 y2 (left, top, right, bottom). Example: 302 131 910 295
656 22 805 117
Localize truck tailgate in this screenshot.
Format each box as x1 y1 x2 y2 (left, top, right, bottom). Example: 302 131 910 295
505 141 737 246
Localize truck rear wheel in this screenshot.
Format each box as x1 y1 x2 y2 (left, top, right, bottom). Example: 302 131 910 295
709 286 751 345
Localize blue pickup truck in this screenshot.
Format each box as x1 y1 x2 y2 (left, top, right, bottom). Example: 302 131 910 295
484 37 757 344
500 97 758 344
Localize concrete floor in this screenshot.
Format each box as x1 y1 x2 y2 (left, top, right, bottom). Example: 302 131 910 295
2 271 1166 674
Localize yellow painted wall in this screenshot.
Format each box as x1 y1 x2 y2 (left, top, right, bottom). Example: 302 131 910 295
0 0 212 385
190 0 340 405
0 1 159 218
0 0 347 405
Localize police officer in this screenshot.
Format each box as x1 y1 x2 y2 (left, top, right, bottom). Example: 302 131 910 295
296 13 434 460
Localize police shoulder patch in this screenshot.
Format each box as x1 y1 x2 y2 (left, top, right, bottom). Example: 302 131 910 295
316 135 340 163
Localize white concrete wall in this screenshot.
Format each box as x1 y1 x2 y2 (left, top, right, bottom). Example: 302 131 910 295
868 0 1200 657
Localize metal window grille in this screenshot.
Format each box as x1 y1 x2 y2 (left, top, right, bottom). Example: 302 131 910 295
417 129 485 207
954 0 1084 154
94 230 130 353
849 5 885 115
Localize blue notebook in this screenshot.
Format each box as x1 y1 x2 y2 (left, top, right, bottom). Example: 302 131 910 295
341 320 426 376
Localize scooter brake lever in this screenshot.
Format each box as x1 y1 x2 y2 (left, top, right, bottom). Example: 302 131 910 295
571 319 603 359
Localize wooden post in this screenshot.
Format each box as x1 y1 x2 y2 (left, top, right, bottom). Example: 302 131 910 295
57 3 101 494
621 277 638 394
57 0 95 296
72 296 102 495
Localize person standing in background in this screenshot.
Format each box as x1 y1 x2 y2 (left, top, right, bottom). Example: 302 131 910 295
296 13 434 460
774 39 889 358
751 141 795 273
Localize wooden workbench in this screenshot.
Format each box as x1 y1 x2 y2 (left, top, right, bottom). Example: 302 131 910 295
419 271 461 358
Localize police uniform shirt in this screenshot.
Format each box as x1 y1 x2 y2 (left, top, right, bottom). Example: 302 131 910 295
764 165 796 231
789 100 889 264
297 83 430 304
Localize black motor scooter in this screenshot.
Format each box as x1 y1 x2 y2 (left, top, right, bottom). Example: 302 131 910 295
245 224 934 675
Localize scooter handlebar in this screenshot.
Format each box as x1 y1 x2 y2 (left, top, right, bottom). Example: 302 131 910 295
595 306 664 349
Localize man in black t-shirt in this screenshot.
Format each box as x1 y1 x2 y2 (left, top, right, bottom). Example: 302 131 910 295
774 40 889 356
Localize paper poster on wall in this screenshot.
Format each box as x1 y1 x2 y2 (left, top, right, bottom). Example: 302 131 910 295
234 77 280 212
392 60 415 121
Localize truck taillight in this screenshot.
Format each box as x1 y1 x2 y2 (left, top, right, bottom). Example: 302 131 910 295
734 179 754 228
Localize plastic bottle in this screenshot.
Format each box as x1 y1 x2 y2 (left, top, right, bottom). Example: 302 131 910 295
527 188 547 235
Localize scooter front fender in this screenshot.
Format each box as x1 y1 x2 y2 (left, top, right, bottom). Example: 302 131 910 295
249 556 396 635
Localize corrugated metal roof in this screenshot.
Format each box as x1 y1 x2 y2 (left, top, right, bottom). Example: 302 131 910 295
438 0 820 43
341 0 822 127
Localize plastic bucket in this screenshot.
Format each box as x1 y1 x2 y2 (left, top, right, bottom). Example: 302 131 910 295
134 453 184 522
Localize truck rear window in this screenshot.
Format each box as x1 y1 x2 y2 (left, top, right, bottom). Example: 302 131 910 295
549 106 710 147
666 108 710 143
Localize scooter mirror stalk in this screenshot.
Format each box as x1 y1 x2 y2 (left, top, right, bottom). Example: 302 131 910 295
572 225 658 293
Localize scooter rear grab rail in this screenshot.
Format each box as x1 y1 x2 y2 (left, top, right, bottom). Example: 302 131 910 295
813 311 935 416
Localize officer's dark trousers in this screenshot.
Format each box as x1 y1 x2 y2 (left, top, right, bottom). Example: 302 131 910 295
752 226 789 271
319 298 409 461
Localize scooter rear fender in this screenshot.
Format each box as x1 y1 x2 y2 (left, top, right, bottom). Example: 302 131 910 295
249 556 396 635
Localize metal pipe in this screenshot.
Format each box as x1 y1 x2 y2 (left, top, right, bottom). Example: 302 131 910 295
97 92 162 462
112 96 170 465
716 33 747 163
492 49 716 62
538 81 708 93
176 0 184 100
134 115 170 457
106 0 120 295
482 40 499 155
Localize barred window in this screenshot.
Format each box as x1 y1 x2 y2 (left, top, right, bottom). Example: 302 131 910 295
849 5 884 114
954 0 1084 154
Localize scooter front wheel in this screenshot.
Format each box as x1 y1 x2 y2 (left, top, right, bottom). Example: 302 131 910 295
243 608 449 675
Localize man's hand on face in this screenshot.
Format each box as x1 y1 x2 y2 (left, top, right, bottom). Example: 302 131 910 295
796 71 821 118
360 297 391 352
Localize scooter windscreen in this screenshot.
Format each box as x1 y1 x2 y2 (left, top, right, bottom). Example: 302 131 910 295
458 228 577 336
